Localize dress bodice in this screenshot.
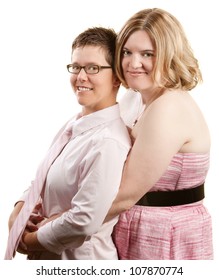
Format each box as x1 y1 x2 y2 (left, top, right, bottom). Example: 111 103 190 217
151 153 210 192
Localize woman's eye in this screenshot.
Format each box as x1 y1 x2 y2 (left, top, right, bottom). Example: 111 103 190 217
122 50 130 56
72 65 80 70
143 52 154 58
88 65 98 71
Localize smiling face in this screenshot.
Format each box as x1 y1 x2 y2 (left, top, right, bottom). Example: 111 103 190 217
121 30 157 93
70 45 119 116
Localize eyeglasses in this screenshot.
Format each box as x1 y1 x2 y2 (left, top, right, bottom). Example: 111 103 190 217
67 64 112 74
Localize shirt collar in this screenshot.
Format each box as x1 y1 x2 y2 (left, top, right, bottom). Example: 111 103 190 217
68 104 121 138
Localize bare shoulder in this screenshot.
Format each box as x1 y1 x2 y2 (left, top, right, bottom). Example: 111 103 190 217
141 89 210 153
134 90 185 136
144 90 189 122
150 90 189 110
137 89 203 139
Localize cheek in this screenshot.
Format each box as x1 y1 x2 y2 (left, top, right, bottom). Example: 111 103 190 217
121 58 127 70
70 75 76 89
147 60 154 72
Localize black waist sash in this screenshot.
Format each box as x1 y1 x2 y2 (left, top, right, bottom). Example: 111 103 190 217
136 183 204 207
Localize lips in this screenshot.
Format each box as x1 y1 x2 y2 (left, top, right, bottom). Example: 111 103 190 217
127 71 148 75
128 71 149 75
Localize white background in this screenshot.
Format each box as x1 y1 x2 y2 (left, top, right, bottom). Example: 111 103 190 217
0 0 218 267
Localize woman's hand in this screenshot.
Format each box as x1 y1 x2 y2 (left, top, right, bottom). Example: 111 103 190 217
15 203 45 255
25 203 45 232
16 229 29 255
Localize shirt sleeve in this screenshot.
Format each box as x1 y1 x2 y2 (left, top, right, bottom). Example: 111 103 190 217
37 138 130 254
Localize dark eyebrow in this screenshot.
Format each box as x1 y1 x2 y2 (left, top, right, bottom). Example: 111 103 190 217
72 62 99 65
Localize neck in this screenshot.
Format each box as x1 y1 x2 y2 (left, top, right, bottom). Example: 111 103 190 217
81 102 117 116
140 87 165 106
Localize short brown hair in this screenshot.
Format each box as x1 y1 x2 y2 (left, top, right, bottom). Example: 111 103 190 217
72 27 117 72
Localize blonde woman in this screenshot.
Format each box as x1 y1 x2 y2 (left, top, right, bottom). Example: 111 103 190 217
107 8 213 260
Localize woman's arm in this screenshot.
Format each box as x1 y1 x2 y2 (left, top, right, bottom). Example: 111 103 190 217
22 212 63 252
8 201 30 254
8 201 24 230
8 201 46 254
105 94 189 221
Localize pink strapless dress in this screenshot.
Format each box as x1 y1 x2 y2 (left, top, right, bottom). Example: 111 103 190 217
113 153 213 259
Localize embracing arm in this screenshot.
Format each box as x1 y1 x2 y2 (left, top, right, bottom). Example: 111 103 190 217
22 212 62 252
105 94 189 221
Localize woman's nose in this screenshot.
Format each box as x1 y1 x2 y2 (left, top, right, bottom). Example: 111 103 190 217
129 54 142 69
76 68 88 81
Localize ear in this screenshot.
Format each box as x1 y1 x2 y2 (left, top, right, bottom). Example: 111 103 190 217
113 76 121 88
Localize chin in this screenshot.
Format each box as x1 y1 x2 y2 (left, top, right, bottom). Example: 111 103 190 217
76 97 86 106
128 84 139 91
